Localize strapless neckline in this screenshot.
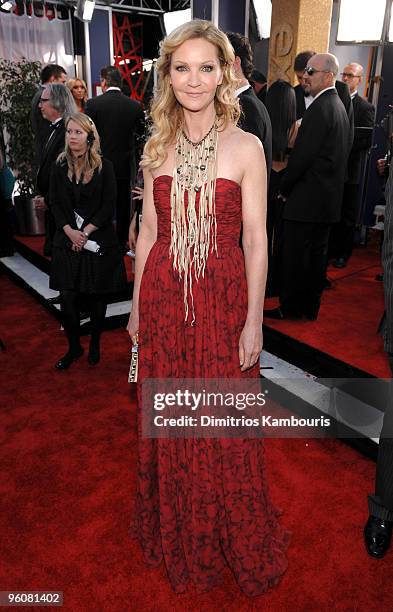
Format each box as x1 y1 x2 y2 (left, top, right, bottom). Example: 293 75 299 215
153 174 241 190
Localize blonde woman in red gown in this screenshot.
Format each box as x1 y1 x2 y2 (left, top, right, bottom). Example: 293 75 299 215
127 20 289 596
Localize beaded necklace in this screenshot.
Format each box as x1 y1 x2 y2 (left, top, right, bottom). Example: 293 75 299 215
170 121 218 324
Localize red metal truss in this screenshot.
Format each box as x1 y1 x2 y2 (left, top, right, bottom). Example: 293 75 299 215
112 14 144 103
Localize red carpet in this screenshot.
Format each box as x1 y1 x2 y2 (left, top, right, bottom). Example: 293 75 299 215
264 242 389 377
15 235 50 260
1 273 393 610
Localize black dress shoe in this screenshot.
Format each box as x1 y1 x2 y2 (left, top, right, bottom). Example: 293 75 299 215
364 514 392 558
333 257 347 269
47 295 62 305
264 307 302 320
55 347 84 370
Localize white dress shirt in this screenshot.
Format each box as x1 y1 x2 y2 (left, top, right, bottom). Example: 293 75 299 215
235 83 251 97
312 85 336 103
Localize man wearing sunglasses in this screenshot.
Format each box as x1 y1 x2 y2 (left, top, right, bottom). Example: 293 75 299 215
294 50 353 127
265 53 352 322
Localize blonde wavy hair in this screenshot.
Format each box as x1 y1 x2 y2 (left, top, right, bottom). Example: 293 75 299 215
142 19 240 169
67 77 88 108
57 112 102 180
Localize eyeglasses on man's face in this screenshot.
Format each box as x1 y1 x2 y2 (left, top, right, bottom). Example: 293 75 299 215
341 72 361 79
304 66 333 76
39 98 50 103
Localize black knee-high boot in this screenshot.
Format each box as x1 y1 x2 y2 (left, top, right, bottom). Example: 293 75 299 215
55 290 83 370
87 294 106 365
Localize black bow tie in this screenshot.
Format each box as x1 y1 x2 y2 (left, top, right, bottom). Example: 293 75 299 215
50 122 60 130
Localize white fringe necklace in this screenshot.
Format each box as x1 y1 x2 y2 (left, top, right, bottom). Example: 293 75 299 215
170 121 218 325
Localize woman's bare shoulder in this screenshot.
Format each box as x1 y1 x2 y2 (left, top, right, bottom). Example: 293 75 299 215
218 126 264 185
221 125 263 155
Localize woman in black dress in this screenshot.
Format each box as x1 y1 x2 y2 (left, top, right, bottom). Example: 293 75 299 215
265 80 298 296
49 112 127 369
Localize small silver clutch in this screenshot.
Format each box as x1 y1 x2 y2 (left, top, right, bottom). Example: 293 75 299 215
128 342 138 383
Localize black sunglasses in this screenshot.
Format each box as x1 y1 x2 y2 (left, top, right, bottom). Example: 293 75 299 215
304 67 332 76
40 98 50 102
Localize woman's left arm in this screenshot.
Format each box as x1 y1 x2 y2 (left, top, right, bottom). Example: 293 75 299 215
240 134 268 371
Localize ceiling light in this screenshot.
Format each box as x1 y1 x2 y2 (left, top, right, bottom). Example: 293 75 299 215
75 0 95 23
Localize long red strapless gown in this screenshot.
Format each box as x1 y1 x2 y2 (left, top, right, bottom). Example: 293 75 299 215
131 175 290 596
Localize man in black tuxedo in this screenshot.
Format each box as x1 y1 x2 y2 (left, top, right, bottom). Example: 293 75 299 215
85 66 144 247
31 64 67 164
364 155 393 558
331 62 375 268
35 83 76 256
226 32 272 181
265 53 351 321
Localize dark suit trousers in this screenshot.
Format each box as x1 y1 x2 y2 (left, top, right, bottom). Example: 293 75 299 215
279 220 330 318
329 182 360 261
368 356 393 521
115 178 131 245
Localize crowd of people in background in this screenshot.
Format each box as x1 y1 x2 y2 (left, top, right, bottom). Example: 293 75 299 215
26 62 144 365
265 51 353 321
0 34 383 350
0 33 382 345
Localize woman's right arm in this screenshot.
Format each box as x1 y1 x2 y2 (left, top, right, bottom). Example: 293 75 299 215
127 168 157 339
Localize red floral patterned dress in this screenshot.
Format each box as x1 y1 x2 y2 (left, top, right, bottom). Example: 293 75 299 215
131 175 290 596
